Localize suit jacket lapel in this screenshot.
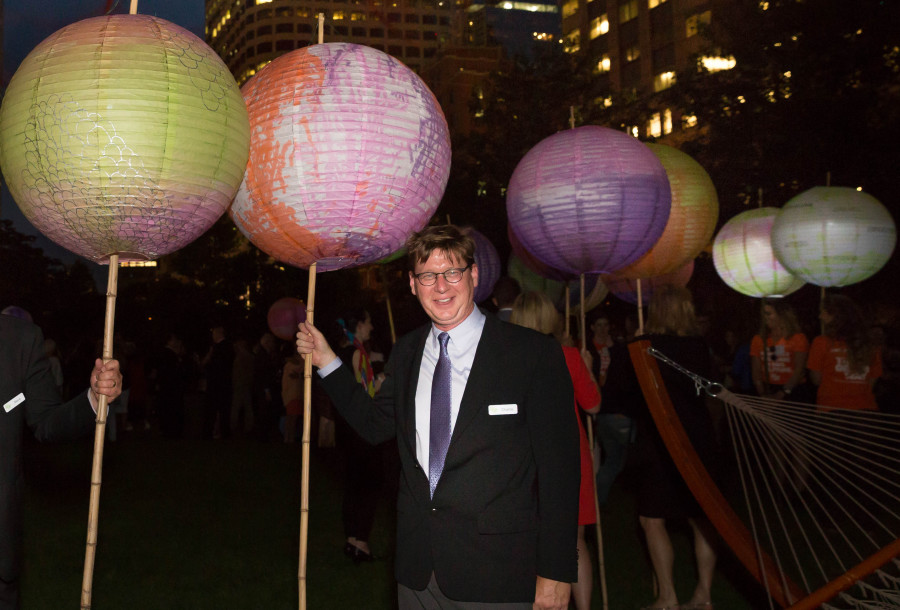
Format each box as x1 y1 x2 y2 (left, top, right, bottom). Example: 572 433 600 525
399 325 429 461
449 314 502 448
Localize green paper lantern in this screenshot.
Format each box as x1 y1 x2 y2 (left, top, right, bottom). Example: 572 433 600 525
0 15 250 263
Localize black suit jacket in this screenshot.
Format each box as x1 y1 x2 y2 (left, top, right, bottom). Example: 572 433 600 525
321 313 580 602
0 316 95 582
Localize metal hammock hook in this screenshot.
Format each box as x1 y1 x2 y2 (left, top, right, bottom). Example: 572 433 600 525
646 347 724 398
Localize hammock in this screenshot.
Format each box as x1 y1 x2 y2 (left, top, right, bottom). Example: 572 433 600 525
629 339 900 610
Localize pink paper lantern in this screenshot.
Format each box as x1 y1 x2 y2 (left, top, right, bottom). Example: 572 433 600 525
267 297 307 341
615 144 718 279
604 260 694 305
713 208 805 298
230 43 451 272
506 125 671 276
465 228 500 304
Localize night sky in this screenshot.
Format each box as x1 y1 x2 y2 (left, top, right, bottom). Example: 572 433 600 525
1 0 204 275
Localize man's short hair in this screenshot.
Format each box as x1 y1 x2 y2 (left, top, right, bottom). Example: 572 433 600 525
406 224 476 269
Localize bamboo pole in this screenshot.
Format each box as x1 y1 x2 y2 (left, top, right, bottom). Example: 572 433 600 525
299 263 318 610
80 254 120 609
564 282 571 338
636 278 645 335
580 274 609 610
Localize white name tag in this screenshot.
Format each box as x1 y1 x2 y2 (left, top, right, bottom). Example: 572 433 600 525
4 393 25 413
488 404 518 416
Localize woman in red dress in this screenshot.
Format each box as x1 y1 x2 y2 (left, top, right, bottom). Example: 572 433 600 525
510 291 601 610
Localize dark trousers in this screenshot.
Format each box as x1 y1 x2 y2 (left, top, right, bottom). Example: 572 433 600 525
398 574 532 609
337 417 383 541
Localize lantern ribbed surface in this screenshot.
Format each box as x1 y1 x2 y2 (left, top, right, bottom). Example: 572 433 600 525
506 125 671 276
0 15 250 263
267 297 307 340
230 43 451 272
466 228 500 304
605 260 694 305
507 224 572 282
713 208 805 298
616 144 718 279
771 187 897 287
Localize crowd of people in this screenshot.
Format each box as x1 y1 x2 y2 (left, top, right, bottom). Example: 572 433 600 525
3 223 899 610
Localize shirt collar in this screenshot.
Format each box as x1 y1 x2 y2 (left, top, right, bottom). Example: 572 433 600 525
430 306 486 351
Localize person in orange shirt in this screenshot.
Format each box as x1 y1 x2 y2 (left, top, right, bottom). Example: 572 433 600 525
808 294 882 411
750 300 811 401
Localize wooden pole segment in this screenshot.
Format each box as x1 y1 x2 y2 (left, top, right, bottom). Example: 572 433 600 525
299 263 317 610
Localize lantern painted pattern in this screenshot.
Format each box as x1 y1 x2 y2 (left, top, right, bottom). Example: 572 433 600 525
230 43 451 272
0 15 250 263
605 260 694 305
771 187 897 287
616 144 718 279
268 297 308 341
713 208 805 298
465 228 500 304
506 125 671 276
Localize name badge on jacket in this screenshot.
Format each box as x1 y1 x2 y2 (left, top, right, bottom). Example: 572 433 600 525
4 393 25 413
488 404 518 416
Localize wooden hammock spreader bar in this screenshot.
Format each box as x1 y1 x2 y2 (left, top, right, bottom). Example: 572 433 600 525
787 537 900 610
628 340 804 608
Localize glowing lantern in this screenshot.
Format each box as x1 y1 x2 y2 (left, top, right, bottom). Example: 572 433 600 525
713 208 805 298
268 297 308 341
465 228 500 304
506 125 670 276
771 187 897 287
0 15 250 263
230 43 450 272
616 144 718 278
605 260 694 305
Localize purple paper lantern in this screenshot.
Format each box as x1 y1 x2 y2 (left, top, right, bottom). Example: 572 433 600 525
230 43 451 272
604 260 694 305
507 224 573 282
465 228 500 304
506 125 671 276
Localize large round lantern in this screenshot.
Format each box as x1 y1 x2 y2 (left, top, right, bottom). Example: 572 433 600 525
616 144 718 279
713 208 805 298
268 297 307 341
605 260 694 305
507 224 572 282
771 187 896 287
230 43 451 272
506 125 671 276
0 15 250 262
465 228 500 304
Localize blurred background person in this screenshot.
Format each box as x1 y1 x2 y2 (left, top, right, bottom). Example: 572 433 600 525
751 300 811 402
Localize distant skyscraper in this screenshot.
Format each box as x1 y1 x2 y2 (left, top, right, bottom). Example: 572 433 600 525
463 0 561 61
205 0 456 85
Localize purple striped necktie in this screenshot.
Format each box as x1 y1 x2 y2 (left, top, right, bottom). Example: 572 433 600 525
429 331 451 498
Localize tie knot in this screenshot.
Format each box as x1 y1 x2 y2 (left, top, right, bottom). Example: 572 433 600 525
438 332 450 349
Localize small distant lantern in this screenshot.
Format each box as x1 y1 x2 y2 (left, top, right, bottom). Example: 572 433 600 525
616 144 718 279
0 15 250 263
771 186 896 287
506 125 671 276
464 228 500 304
230 43 451 272
268 297 308 341
713 208 805 298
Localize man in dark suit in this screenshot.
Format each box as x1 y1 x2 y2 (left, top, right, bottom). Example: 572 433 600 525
297 225 579 609
0 313 122 609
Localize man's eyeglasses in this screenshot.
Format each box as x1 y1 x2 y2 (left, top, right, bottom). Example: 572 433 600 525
413 265 471 286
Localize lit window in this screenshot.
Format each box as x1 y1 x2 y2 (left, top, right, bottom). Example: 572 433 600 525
351 12 366 20
595 53 611 73
619 0 638 22
700 56 736 72
648 0 667 7
257 0 273 4
564 29 581 53
629 125 639 138
759 1 769 9
625 45 640 62
602 96 613 107
533 32 554 41
503 1 512 7
686 10 711 38
590 14 609 39
648 112 662 138
562 0 578 18
663 108 672 134
653 71 675 91
333 10 346 19
682 114 698 128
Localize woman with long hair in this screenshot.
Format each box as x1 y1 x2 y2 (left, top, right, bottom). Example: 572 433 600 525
510 291 601 610
808 294 882 410
635 285 718 610
750 300 810 400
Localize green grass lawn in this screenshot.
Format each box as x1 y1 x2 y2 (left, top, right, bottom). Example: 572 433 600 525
20 421 764 609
